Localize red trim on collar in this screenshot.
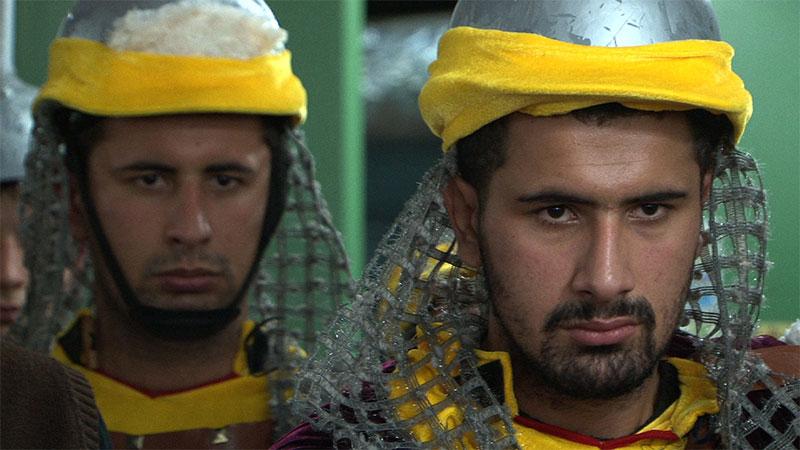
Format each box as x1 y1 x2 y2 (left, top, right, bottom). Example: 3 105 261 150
513 415 680 449
95 369 240 398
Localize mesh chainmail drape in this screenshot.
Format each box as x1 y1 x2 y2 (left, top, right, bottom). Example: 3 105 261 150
11 102 355 434
293 146 799 448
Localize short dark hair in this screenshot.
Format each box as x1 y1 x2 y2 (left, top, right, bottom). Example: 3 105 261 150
455 103 733 199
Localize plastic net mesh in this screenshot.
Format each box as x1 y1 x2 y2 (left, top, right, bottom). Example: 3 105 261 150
694 150 799 449
293 148 798 448
11 103 354 433
294 152 517 448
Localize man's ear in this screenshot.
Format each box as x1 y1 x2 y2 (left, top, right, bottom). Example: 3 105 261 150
696 230 709 259
696 172 714 258
701 172 713 204
68 176 89 243
442 176 481 268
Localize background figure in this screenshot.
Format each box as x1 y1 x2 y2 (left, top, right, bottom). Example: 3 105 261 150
285 0 799 448
0 0 33 335
0 160 29 336
12 0 353 448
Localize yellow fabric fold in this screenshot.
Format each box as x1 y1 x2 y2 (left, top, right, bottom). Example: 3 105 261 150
37 38 307 123
65 367 268 435
52 317 269 434
419 27 752 151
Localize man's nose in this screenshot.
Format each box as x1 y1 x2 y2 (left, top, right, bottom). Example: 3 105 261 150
571 218 635 302
165 185 212 247
0 234 29 290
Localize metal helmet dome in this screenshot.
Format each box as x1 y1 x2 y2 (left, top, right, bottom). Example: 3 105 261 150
450 0 721 46
1 0 34 184
57 0 284 55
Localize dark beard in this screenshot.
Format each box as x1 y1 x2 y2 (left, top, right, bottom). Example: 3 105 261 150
481 243 683 401
534 301 658 400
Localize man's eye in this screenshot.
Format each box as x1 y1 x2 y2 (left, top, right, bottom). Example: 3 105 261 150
631 203 669 221
213 174 240 188
546 206 566 219
537 206 576 224
135 173 164 187
640 204 659 216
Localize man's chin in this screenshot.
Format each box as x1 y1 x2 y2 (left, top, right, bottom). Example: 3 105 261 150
139 303 228 313
129 306 241 341
523 341 659 400
137 294 233 312
549 360 654 399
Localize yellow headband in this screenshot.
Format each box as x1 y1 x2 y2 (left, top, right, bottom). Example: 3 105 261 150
419 27 752 151
37 38 307 123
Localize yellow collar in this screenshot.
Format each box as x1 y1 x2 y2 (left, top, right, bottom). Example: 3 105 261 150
473 350 719 448
52 312 267 434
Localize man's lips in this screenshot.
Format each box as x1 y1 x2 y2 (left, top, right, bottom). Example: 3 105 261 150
155 268 221 293
564 318 639 346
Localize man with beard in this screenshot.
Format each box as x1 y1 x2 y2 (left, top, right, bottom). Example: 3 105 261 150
281 0 799 448
445 106 720 441
11 0 352 448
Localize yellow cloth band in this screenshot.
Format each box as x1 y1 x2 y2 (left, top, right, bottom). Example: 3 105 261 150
73 368 268 435
37 38 307 123
52 317 269 434
419 27 752 151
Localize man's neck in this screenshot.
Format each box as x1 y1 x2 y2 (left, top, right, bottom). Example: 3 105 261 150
513 366 661 440
93 298 246 393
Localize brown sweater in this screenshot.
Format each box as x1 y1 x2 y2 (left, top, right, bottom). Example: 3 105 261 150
1 340 102 449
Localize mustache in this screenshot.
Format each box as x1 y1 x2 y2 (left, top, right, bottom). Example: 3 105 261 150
144 249 231 276
544 296 656 332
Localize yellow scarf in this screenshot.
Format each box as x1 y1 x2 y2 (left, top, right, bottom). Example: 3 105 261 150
37 38 307 123
419 27 752 151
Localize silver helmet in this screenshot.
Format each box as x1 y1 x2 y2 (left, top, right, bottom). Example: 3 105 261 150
1 0 34 185
293 1 796 448
449 0 721 45
11 0 353 434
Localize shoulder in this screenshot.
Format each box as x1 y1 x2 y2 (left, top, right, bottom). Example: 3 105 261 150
750 337 800 381
1 340 104 449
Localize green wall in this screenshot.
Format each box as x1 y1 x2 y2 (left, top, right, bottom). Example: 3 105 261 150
269 0 366 273
13 0 366 273
713 0 800 323
14 0 72 85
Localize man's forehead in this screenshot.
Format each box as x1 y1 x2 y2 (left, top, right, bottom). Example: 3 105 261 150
504 111 692 150
91 114 270 169
498 112 698 186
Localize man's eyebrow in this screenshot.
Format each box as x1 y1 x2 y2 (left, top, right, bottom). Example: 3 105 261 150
517 191 595 206
112 162 257 174
516 190 689 206
113 162 175 174
624 191 688 205
205 163 257 175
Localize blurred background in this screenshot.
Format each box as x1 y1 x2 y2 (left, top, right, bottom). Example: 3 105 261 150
11 0 798 332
